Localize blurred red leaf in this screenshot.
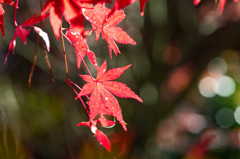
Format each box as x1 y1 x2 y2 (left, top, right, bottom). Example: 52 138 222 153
41 0 84 39
112 0 137 13
193 0 201 5
185 130 217 159
193 0 227 15
0 4 4 36
0 0 15 6
139 0 148 16
0 0 15 36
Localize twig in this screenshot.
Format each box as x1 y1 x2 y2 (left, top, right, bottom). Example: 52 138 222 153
28 34 40 87
60 26 69 80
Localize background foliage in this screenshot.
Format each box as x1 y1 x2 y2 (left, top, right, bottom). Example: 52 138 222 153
1 0 240 158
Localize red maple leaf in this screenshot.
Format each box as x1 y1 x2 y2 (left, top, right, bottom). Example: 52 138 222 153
83 3 111 40
76 61 142 151
84 5 136 58
102 10 136 58
77 60 142 128
5 13 50 63
66 29 98 69
0 0 15 36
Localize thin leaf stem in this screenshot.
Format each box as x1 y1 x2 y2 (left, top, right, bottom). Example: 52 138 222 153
60 26 69 80
75 48 95 80
28 34 40 87
60 31 95 81
28 0 43 87
43 45 55 85
67 78 90 101
38 0 55 86
66 79 90 116
14 0 19 27
68 79 81 91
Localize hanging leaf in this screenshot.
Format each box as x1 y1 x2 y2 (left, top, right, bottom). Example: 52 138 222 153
77 61 142 131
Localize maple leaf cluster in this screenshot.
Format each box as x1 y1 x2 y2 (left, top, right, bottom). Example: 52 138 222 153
2 0 239 154
1 0 148 152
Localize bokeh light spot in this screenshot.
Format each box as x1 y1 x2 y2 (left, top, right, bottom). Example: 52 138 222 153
208 57 227 77
216 76 235 97
216 108 235 128
234 107 240 125
198 77 217 98
186 114 207 134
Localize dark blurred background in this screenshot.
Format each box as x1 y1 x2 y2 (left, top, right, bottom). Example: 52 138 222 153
1 0 240 158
